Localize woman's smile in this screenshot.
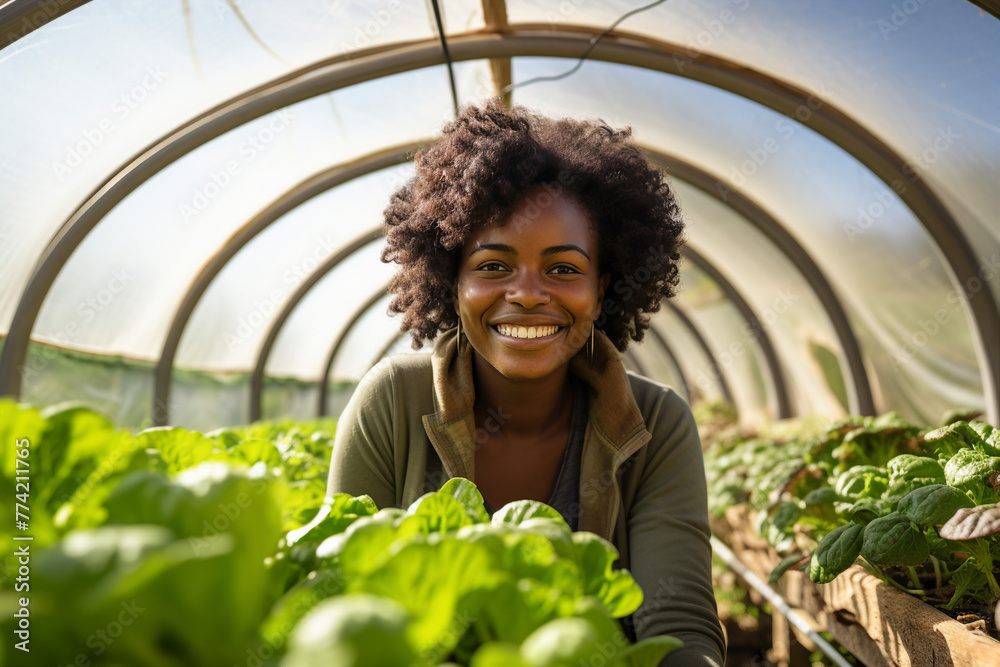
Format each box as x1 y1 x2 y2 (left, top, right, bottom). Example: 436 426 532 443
491 323 565 346
493 324 562 339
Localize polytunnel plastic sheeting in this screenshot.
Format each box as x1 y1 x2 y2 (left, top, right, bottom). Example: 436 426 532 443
267 241 394 380
509 0 1000 256
12 339 259 431
647 307 728 405
509 56 986 424
15 340 158 427
261 379 323 425
628 333 689 402
177 164 412 371
328 292 405 383
674 262 771 424
673 181 850 418
31 62 490 364
0 0 443 330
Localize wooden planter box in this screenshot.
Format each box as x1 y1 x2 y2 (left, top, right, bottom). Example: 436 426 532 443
712 505 1000 667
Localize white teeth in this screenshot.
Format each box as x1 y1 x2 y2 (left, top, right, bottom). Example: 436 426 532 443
496 325 559 339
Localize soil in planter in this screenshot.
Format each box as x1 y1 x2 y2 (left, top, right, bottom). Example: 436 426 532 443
937 603 999 641
882 567 999 641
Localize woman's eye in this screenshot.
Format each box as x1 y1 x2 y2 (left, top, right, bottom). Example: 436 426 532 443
551 265 580 275
476 262 506 272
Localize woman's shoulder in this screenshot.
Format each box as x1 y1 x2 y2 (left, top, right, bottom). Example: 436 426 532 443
623 371 699 445
624 371 691 417
358 351 435 392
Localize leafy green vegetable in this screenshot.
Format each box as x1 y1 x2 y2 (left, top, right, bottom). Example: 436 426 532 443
802 487 838 508
835 465 888 500
944 449 1000 505
137 427 219 474
809 523 864 584
945 559 989 610
519 617 602 667
860 513 929 567
832 413 920 471
492 500 566 526
769 553 807 584
282 594 416 667
886 455 945 498
286 494 378 546
898 484 974 527
572 532 644 618
848 498 892 525
763 501 801 552
969 422 1000 455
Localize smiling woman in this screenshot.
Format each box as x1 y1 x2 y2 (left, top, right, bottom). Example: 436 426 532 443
327 100 727 666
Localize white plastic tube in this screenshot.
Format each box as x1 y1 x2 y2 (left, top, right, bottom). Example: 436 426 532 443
710 535 854 667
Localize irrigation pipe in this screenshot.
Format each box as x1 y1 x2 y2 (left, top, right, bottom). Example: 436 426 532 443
710 535 854 667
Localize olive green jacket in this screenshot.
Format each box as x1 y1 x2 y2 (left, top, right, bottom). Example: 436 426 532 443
327 328 726 666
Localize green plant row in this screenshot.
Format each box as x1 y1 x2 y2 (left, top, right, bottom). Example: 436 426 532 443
703 408 1000 613
0 399 677 667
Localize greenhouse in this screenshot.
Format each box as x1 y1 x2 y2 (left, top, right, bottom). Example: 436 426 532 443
1 0 998 666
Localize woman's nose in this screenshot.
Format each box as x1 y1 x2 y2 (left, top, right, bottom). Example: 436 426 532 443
505 269 551 308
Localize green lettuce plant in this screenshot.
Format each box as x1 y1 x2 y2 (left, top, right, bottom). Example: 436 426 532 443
0 400 681 667
271 478 680 667
702 409 1000 614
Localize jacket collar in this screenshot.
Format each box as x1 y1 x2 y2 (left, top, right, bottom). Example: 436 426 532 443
421 328 652 538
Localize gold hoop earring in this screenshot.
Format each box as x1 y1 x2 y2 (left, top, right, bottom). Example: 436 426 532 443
586 324 595 368
456 317 463 352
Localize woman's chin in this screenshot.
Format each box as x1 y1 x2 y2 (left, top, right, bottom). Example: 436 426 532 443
475 350 573 382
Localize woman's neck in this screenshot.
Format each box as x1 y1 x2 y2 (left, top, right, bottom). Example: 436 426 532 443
470 351 574 443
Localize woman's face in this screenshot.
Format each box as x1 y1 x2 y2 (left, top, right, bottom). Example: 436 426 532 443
456 187 609 381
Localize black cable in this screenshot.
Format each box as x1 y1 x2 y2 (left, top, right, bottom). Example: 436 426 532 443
430 0 460 117
498 0 671 98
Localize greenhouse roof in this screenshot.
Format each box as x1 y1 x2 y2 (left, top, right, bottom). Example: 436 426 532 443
0 0 997 431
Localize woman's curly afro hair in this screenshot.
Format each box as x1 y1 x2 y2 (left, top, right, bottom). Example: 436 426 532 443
382 99 685 352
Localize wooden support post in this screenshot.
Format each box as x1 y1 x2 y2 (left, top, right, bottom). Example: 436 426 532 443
771 608 791 667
